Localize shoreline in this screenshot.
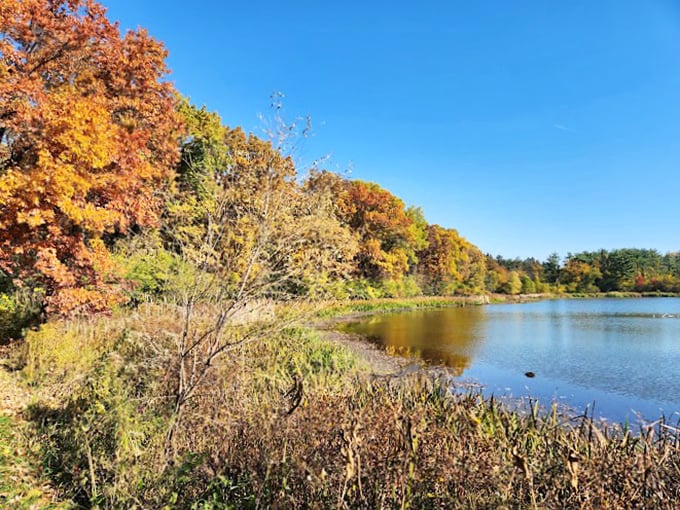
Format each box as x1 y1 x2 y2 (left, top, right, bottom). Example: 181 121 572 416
313 294 680 429
2 296 678 506
313 291 680 378
315 323 618 430
317 328 411 376
316 291 680 322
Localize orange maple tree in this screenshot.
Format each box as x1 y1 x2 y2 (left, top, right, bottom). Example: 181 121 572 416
0 0 181 313
336 180 416 280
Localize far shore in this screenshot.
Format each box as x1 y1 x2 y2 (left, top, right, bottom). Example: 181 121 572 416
315 290 680 324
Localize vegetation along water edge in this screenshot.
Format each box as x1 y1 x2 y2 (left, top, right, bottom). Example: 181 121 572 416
1 1 679 507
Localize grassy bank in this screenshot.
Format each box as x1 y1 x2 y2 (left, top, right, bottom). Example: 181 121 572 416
489 291 680 303
315 291 680 322
314 295 489 319
0 302 678 508
568 291 680 299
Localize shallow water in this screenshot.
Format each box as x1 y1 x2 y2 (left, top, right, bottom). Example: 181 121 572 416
341 298 680 424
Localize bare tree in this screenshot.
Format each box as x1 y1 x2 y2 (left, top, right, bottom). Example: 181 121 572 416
161 96 357 458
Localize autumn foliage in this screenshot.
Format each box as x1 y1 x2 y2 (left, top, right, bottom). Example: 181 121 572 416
336 180 418 280
417 224 486 295
3 1 677 322
0 1 542 319
0 0 180 313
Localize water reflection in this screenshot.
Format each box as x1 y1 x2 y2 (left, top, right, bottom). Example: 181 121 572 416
342 307 486 375
340 299 680 423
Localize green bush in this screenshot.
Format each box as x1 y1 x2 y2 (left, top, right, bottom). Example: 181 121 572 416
116 246 182 303
342 279 384 300
520 275 537 294
27 328 173 508
0 289 42 344
380 276 422 298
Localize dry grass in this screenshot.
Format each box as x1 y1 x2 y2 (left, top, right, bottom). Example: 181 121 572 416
0 360 73 510
178 371 680 509
9 303 680 509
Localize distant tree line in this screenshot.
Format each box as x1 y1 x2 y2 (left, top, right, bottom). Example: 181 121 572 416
485 249 680 294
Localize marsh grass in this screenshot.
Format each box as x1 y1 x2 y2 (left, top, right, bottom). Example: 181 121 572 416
11 303 680 509
182 372 679 509
18 304 363 507
0 290 43 346
0 404 72 509
314 296 487 319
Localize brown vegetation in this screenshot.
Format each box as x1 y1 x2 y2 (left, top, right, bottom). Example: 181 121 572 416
3 302 677 509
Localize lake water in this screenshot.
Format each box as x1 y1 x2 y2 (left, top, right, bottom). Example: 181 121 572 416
341 298 680 424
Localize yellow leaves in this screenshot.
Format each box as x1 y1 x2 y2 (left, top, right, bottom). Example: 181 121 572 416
30 111 122 231
378 248 410 280
0 293 15 314
416 224 486 293
0 168 17 196
15 208 48 227
45 89 118 171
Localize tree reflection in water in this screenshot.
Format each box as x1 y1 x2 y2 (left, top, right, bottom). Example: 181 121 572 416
342 307 487 376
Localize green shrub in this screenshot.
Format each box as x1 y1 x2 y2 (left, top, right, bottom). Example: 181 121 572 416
27 327 173 508
380 276 422 298
125 249 179 296
0 289 42 344
342 279 384 300
115 245 183 303
521 275 537 294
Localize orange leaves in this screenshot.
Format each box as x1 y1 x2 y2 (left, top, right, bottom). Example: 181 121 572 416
336 180 416 280
35 247 76 287
48 286 128 316
0 0 181 314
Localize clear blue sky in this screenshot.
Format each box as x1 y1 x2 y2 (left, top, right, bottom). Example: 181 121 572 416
102 0 680 260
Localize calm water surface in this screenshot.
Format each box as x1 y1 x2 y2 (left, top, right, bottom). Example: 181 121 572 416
341 298 680 423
